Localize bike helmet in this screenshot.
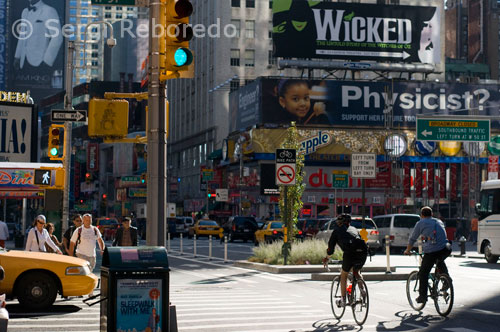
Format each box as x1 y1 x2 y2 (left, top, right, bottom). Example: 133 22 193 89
336 213 351 226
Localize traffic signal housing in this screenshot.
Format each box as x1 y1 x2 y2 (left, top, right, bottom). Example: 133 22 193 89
161 0 194 78
141 173 147 184
48 125 64 160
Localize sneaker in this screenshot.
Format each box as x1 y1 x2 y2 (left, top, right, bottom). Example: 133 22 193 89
336 298 346 308
416 295 427 304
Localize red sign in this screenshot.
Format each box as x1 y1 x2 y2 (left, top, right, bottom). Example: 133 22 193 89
488 156 499 173
365 162 392 188
87 143 99 171
276 164 296 185
450 163 457 200
439 163 446 199
427 163 434 198
415 163 422 198
462 164 469 198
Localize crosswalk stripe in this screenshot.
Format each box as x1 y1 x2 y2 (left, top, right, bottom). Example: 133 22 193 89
11 317 97 323
177 318 336 330
177 305 314 312
177 309 327 317
8 324 99 328
178 313 326 324
176 301 297 308
172 297 279 303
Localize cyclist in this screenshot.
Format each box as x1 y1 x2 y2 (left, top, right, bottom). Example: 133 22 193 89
322 213 368 307
404 206 452 304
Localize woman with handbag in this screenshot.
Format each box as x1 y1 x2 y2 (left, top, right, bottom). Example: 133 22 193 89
24 215 62 254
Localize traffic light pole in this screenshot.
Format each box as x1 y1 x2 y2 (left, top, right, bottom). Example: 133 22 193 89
61 41 75 235
146 0 167 246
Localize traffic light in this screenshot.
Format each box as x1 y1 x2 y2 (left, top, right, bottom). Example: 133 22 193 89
102 193 108 200
85 172 92 183
161 0 194 78
141 173 147 184
48 124 64 160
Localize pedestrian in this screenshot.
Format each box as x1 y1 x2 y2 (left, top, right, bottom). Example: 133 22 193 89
25 215 62 254
112 217 138 246
471 216 478 245
63 214 83 256
0 220 8 248
69 213 105 272
45 223 63 253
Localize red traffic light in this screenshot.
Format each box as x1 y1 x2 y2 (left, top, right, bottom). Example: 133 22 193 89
174 0 193 18
102 194 107 200
51 128 60 136
85 173 91 179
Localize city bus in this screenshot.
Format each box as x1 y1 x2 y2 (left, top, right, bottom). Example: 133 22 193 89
475 180 500 263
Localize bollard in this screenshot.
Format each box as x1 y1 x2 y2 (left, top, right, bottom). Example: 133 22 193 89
180 233 183 255
224 236 228 263
209 235 212 260
167 232 171 251
193 234 197 258
459 236 466 256
417 238 423 266
385 235 391 274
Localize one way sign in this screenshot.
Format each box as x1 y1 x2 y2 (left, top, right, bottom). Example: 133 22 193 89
51 110 87 122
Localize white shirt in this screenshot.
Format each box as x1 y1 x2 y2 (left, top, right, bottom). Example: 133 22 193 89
25 227 59 252
70 225 102 257
0 221 8 241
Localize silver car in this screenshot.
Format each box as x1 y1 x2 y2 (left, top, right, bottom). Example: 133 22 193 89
316 216 381 254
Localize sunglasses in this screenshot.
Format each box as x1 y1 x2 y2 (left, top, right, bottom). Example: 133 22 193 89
37 221 46 225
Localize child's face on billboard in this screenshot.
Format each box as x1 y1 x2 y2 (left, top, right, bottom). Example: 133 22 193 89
279 83 310 119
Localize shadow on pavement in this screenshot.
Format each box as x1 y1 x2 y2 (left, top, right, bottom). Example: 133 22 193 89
308 317 362 331
375 311 446 331
7 302 82 318
459 261 500 270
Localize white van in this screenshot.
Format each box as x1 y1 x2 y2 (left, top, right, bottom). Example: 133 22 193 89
475 180 500 263
372 214 421 248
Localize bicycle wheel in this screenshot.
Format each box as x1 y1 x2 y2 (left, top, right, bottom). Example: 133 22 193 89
351 278 369 326
330 276 345 319
406 271 426 311
433 274 454 316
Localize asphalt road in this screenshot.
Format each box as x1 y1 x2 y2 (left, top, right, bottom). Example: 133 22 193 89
5 238 500 332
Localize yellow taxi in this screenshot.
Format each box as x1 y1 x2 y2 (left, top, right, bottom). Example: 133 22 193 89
0 248 98 309
188 220 222 238
254 221 285 245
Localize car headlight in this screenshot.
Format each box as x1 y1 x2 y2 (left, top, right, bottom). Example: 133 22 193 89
66 265 90 276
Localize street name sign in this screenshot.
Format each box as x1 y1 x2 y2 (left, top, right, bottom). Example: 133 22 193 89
332 170 349 188
51 110 87 122
275 149 296 186
416 116 490 142
351 153 376 179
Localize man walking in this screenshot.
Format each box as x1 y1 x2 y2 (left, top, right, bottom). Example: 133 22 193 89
69 213 105 272
63 214 83 256
112 217 138 246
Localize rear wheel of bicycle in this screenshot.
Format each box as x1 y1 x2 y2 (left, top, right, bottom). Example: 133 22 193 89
330 276 345 319
351 278 369 326
433 274 454 316
406 271 426 311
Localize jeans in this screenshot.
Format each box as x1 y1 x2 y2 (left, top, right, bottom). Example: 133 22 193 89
419 246 451 298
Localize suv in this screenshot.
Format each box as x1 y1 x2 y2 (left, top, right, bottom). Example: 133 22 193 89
372 214 420 249
225 216 259 242
94 217 119 240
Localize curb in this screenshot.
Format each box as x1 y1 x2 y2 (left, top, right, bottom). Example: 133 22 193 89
234 261 396 274
311 272 411 281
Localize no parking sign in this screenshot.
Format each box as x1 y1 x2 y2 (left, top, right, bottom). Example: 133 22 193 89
275 149 296 186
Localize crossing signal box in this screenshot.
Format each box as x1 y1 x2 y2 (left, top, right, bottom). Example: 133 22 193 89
48 125 64 160
161 0 194 78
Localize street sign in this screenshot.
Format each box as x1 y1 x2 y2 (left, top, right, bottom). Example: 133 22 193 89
416 116 490 142
488 135 500 155
34 169 52 186
215 189 228 202
332 170 348 188
51 110 87 122
351 153 376 179
276 164 296 185
488 156 499 180
202 169 214 181
91 0 136 5
276 149 296 163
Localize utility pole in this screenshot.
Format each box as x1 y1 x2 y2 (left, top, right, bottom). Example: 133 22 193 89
146 0 167 246
61 41 75 235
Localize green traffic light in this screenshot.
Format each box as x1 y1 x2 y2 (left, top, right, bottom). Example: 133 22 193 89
49 147 59 156
174 48 188 66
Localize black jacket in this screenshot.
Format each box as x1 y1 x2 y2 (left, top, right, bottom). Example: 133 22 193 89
112 226 138 246
327 223 366 255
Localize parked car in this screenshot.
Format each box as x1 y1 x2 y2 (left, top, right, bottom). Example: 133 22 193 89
0 248 98 309
316 216 381 254
225 216 259 242
297 218 329 238
372 214 420 249
175 217 189 236
93 217 119 240
254 221 284 245
188 220 222 238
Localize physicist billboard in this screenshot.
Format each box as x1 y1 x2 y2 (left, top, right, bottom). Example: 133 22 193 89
8 0 65 104
229 78 500 132
272 0 442 65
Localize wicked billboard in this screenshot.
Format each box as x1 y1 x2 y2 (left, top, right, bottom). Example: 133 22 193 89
229 78 500 132
272 0 442 65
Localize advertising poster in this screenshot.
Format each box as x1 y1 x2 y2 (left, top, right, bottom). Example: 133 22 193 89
116 279 163 332
8 0 65 104
0 102 36 162
230 78 500 130
272 0 442 65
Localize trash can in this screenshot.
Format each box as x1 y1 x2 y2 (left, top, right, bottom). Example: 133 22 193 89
100 246 169 332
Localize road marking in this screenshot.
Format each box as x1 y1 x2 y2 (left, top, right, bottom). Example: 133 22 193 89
177 305 315 312
178 313 325 324
178 319 334 330
173 297 283 303
472 308 500 316
176 309 327 317
176 301 298 308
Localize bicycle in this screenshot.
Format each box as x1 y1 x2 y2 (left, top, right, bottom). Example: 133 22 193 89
325 260 369 326
406 251 454 317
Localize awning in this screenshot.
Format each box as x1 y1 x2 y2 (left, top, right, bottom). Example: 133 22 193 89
208 149 222 160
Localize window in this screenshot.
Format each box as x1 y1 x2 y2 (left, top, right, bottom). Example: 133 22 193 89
268 50 277 66
269 21 273 39
230 49 240 66
246 0 255 8
231 0 240 7
105 13 111 18
230 80 240 92
116 14 123 19
269 0 273 9
245 50 255 67
245 20 255 38
231 19 240 38
394 216 420 228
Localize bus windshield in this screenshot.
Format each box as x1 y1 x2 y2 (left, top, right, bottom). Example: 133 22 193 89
478 188 500 217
